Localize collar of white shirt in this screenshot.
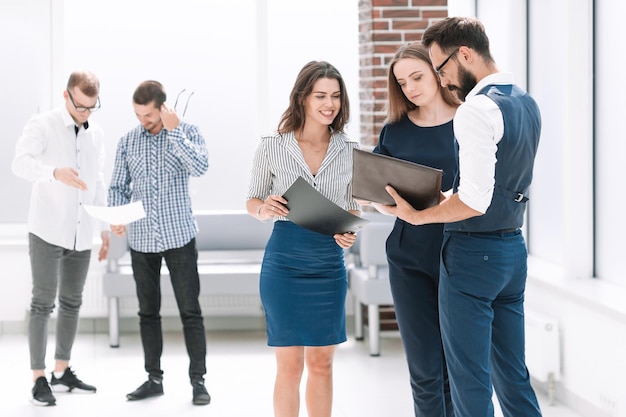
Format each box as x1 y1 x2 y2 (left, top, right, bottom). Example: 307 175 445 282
60 106 89 132
465 72 515 101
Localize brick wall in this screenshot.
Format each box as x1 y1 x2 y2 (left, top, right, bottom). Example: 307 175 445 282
358 0 450 146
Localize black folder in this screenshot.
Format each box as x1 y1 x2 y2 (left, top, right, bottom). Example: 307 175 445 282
282 177 369 236
352 148 443 210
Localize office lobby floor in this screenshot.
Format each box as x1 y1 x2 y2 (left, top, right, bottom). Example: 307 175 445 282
0 329 584 417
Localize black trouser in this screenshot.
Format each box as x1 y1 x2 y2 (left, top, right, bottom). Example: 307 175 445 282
131 238 206 384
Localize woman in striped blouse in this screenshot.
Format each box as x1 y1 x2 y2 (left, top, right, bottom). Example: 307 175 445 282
246 61 360 417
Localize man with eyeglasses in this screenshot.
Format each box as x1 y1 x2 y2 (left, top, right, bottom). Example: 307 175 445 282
376 17 542 417
12 70 109 406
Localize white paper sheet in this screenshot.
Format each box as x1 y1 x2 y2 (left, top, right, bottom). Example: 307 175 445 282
83 201 146 225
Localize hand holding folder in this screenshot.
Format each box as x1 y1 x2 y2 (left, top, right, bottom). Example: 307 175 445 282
282 177 369 236
352 149 443 210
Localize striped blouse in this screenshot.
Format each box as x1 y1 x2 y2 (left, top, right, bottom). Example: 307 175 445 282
247 130 360 221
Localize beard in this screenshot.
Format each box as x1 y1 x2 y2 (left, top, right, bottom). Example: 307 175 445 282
448 64 477 102
143 119 163 134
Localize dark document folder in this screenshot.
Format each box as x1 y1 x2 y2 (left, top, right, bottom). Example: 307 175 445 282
352 148 443 210
283 177 369 236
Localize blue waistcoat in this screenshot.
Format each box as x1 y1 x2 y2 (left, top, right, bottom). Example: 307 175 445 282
445 84 541 233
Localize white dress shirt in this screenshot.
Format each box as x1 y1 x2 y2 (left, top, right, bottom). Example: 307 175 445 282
12 107 107 251
453 72 512 213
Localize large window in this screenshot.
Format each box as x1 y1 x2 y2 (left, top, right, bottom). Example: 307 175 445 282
61 0 261 213
595 1 626 285
0 0 360 222
0 0 51 223
454 0 596 281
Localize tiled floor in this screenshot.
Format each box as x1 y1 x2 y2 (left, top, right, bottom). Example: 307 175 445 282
0 329 584 417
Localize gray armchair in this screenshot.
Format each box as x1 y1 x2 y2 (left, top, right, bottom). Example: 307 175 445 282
348 215 395 356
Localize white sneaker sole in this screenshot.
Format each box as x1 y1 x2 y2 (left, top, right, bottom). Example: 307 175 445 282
51 384 96 394
30 397 56 406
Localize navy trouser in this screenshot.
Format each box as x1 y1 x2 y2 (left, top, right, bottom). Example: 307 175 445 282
439 230 542 417
386 222 453 417
130 238 207 384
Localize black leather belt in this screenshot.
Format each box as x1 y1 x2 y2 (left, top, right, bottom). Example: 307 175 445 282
449 228 519 236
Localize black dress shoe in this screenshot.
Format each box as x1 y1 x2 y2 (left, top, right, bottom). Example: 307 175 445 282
192 381 211 405
126 379 164 401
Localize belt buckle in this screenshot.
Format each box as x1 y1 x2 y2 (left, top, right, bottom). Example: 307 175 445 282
515 193 524 203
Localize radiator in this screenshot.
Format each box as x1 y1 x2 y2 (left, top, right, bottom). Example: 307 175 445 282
79 263 263 318
80 266 108 317
524 310 561 404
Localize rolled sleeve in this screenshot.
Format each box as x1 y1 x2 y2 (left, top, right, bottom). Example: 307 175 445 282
168 124 209 177
453 95 503 213
108 140 132 207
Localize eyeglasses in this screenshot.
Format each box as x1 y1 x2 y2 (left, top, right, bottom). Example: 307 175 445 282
435 48 459 77
67 90 101 113
174 89 195 117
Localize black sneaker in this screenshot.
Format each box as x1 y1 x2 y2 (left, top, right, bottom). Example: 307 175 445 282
192 381 211 405
31 376 56 406
50 367 97 393
126 379 164 401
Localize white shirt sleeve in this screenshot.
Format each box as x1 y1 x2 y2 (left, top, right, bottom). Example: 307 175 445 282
12 115 56 182
453 94 504 214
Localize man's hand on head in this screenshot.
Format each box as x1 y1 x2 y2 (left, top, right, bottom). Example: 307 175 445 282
160 104 180 131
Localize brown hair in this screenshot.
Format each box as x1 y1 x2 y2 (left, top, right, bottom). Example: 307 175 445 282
133 80 167 108
422 16 494 64
278 61 350 134
66 70 99 97
386 42 459 124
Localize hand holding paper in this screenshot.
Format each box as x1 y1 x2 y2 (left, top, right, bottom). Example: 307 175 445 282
83 201 146 225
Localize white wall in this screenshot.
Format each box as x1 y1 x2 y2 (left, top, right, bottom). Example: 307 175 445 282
0 0 359 322
1 0 52 223
60 0 263 212
60 0 359 213
1 0 360 218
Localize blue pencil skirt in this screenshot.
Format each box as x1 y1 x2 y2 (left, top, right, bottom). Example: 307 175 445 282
260 221 347 347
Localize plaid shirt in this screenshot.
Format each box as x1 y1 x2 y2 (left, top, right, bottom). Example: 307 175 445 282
108 121 208 253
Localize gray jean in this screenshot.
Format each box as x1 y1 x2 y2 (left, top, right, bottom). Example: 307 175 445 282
28 233 91 370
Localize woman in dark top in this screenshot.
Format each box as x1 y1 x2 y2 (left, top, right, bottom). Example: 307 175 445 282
373 42 459 417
